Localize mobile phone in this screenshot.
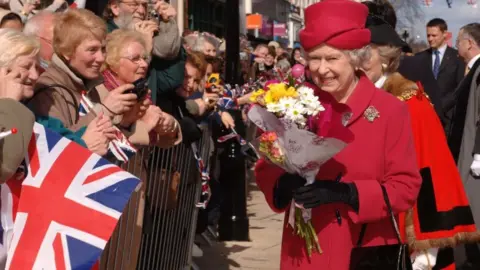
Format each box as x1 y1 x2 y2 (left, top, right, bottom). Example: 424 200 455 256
128 78 148 101
259 63 265 71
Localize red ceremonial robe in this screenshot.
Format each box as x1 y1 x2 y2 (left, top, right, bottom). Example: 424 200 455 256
255 75 422 270
383 73 480 270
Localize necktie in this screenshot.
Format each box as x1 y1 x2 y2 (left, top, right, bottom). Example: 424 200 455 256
465 65 471 76
433 50 440 79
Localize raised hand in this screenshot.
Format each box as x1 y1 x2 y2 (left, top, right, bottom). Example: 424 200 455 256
155 111 177 135
155 1 177 22
0 68 29 101
102 84 137 115
121 96 151 128
82 114 114 156
220 111 235 129
141 105 162 132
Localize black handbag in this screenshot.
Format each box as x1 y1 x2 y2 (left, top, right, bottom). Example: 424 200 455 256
349 185 412 270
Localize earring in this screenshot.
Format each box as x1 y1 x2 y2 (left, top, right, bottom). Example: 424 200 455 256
381 63 388 72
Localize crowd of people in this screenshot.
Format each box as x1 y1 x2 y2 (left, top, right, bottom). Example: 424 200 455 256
0 0 312 268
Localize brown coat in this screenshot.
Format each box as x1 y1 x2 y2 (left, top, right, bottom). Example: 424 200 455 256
0 99 34 183
28 54 104 131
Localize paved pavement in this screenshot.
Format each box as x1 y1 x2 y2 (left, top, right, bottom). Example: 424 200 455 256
194 181 283 270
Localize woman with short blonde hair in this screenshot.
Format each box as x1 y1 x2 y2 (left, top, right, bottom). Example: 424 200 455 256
53 8 107 58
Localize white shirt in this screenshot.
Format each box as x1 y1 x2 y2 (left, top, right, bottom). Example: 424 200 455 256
431 44 448 69
375 75 387 88
467 53 480 69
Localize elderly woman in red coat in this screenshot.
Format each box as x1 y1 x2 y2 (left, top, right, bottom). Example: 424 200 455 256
254 1 422 269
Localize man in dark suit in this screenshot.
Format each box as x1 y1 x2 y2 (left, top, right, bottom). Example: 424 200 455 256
451 23 480 270
416 18 465 132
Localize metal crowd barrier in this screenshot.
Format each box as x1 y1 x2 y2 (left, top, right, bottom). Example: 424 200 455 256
99 126 213 270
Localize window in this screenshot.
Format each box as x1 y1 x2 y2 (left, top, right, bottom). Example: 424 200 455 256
188 0 225 37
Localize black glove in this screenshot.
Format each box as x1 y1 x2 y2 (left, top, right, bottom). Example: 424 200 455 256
293 180 359 212
273 173 306 209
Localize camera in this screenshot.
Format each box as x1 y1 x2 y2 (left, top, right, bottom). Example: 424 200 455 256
127 78 149 101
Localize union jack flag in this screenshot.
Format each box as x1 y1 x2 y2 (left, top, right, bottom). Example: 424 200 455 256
4 123 140 269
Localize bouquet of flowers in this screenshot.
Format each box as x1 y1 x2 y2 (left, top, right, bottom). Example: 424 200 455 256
248 79 354 257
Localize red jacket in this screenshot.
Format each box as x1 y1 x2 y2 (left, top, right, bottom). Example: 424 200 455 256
255 75 422 270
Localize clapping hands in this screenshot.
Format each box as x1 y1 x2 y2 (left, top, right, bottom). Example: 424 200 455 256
82 114 116 156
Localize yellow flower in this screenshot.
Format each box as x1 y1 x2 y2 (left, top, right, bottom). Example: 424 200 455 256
264 91 274 104
286 87 297 97
267 83 298 103
249 89 265 103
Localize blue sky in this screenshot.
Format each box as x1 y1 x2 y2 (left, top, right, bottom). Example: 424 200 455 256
399 1 480 44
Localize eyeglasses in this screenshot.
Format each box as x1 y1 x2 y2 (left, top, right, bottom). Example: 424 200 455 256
119 1 147 10
122 55 151 65
36 35 52 46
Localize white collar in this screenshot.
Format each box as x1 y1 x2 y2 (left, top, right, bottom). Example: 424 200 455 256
468 53 480 69
434 44 448 55
375 75 387 88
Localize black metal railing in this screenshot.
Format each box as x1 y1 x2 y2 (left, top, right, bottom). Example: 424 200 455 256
99 127 213 270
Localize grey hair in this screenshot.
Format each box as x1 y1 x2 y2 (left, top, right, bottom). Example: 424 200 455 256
183 34 197 48
23 11 55 36
345 45 372 68
461 23 480 47
192 34 219 53
276 58 291 73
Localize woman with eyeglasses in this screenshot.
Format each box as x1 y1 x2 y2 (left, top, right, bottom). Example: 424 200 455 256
94 29 182 148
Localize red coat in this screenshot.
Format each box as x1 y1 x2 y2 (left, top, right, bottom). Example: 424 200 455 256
382 73 480 270
255 75 422 270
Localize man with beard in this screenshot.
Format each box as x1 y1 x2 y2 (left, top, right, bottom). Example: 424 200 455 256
104 0 180 59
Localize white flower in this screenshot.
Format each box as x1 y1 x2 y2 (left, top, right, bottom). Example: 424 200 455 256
307 100 325 116
297 86 315 99
266 102 284 113
285 103 306 124
278 97 297 111
299 94 325 116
